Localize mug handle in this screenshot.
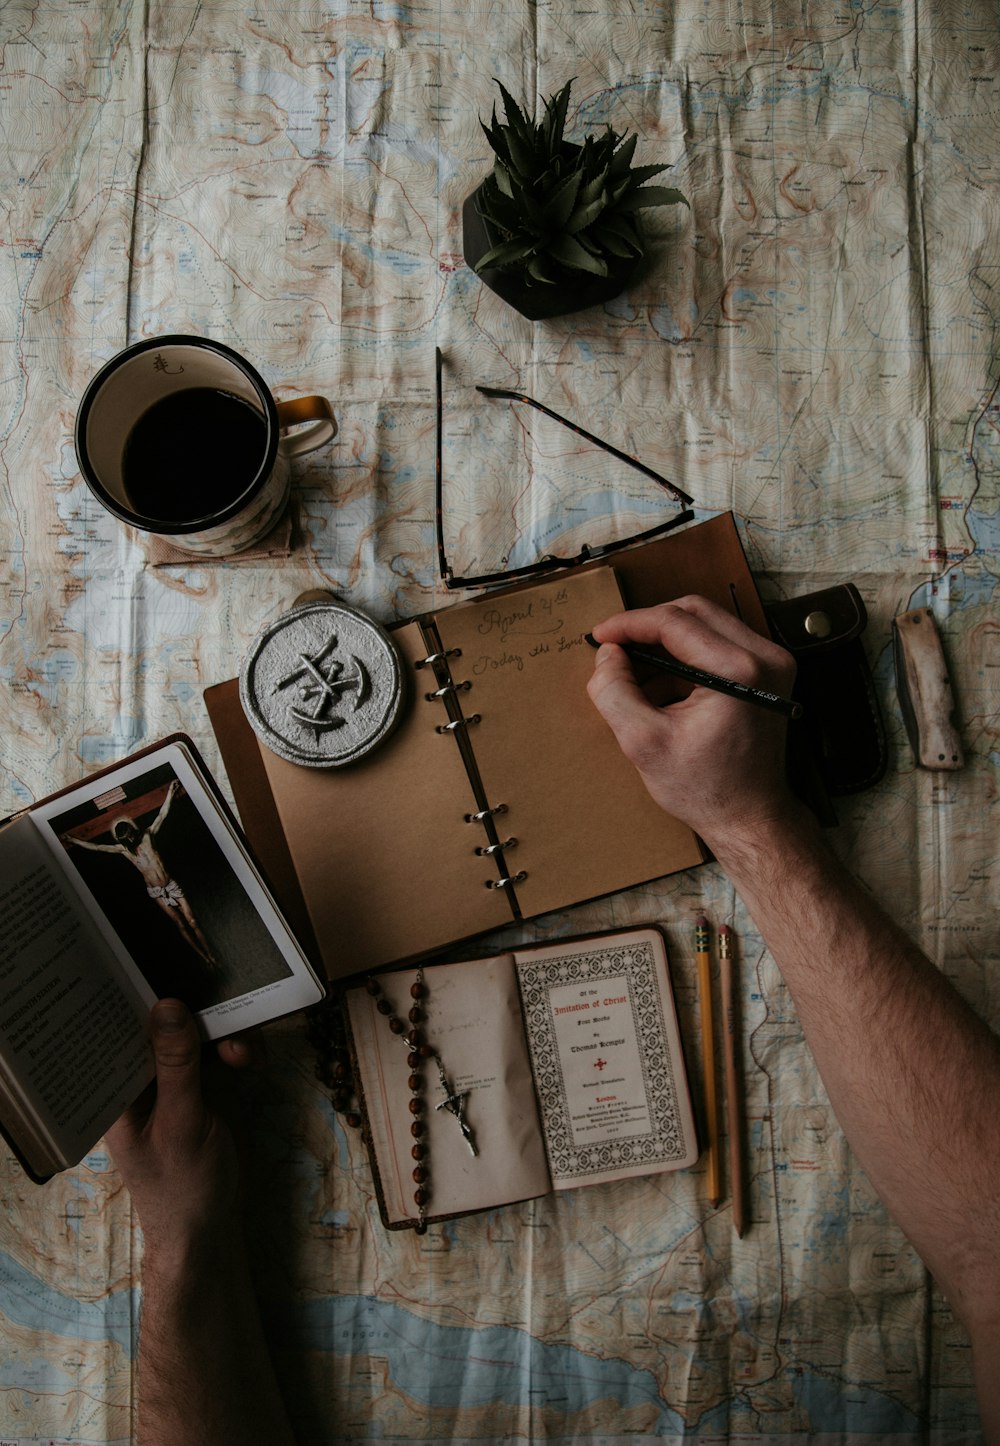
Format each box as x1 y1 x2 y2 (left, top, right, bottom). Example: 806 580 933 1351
276 396 337 458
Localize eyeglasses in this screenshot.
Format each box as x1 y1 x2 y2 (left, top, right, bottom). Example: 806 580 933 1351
435 347 695 590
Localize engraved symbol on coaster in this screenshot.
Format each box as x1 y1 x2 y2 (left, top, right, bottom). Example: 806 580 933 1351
240 601 404 767
275 634 370 737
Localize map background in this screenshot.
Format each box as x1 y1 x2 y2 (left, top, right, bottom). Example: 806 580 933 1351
0 0 997 1440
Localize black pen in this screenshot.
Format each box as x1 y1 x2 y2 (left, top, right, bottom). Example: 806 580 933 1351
585 634 803 719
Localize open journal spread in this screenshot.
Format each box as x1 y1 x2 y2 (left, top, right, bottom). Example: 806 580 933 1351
344 928 697 1229
205 515 766 974
247 565 702 973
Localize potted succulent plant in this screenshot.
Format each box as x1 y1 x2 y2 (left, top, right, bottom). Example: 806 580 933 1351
463 79 688 321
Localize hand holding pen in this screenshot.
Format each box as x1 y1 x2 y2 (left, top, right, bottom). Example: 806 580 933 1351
587 595 800 857
585 636 801 719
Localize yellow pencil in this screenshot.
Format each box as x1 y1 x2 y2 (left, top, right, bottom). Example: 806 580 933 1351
719 924 747 1238
695 915 721 1208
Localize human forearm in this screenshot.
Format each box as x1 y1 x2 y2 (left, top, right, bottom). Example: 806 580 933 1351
709 806 1000 1335
138 1228 294 1446
588 598 1000 1436
108 1003 295 1446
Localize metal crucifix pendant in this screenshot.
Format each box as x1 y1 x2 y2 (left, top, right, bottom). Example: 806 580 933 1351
432 1058 478 1157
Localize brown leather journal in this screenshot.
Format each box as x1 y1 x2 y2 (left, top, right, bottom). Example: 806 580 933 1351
204 513 765 977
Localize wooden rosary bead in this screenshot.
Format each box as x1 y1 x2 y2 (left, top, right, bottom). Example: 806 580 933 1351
365 965 476 1230
345 1112 362 1129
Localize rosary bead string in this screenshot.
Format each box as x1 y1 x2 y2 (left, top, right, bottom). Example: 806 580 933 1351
365 966 480 1231
309 995 363 1131
365 972 429 1231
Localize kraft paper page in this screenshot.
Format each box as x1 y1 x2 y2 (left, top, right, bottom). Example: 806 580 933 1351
255 621 513 976
346 953 551 1224
434 567 704 919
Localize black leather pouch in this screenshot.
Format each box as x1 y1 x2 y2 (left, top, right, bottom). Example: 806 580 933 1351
765 583 888 806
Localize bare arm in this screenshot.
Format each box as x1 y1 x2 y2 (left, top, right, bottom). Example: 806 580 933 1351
148 779 179 836
106 1001 295 1446
66 835 124 855
588 596 1000 1437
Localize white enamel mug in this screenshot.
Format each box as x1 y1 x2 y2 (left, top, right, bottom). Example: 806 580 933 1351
75 335 337 556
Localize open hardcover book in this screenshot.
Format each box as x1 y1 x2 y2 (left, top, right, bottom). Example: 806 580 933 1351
0 737 324 1181
344 928 697 1229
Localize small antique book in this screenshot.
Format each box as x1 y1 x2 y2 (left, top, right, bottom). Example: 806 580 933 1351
0 737 324 1181
344 927 698 1229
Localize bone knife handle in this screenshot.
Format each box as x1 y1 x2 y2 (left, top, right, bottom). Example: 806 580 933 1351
892 608 964 770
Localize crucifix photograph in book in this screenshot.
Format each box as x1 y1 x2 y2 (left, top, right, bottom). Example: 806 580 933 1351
50 760 295 1013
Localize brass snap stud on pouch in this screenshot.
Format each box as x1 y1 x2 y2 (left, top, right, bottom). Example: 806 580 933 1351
804 610 832 639
240 598 405 767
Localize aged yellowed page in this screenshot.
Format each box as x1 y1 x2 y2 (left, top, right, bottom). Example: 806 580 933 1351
346 952 551 1225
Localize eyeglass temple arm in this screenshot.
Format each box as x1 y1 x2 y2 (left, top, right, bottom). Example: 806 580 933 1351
435 348 455 582
475 385 695 507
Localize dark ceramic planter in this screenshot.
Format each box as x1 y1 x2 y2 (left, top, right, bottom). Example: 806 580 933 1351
462 185 638 321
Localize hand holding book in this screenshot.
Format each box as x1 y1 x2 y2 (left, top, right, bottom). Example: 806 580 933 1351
0 738 324 1180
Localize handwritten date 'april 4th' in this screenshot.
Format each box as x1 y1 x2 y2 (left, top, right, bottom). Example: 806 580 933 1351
470 586 587 673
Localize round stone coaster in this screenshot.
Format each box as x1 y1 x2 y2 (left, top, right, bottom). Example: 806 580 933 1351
240 600 405 767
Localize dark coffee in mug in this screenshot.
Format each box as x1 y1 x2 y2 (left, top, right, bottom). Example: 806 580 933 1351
121 386 268 523
76 334 336 556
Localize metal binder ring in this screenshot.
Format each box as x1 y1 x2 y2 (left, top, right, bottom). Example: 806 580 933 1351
436 714 481 734
425 681 471 701
465 804 507 823
415 648 462 669
485 871 527 890
475 838 516 856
